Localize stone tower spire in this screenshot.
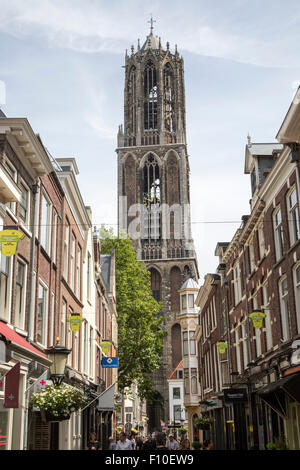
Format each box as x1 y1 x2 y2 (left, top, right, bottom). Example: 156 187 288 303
116 24 198 431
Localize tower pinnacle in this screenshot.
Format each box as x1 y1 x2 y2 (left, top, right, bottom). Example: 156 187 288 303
148 14 156 35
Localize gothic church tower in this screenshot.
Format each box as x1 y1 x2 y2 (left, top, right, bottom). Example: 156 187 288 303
116 21 198 431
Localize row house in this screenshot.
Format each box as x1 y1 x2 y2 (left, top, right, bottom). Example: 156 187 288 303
0 115 117 450
196 88 300 450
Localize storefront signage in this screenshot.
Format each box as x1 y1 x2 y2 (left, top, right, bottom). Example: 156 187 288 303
249 310 266 329
224 388 247 403
0 229 25 257
217 341 228 354
100 341 112 354
67 314 84 333
101 357 119 368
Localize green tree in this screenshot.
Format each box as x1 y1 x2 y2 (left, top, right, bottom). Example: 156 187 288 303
100 227 166 400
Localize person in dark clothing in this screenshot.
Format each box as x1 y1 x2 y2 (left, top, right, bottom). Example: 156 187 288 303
155 432 169 450
135 436 144 450
86 432 100 450
142 435 157 450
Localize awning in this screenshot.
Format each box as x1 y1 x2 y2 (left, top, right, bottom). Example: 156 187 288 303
258 373 300 419
0 322 50 365
97 382 115 411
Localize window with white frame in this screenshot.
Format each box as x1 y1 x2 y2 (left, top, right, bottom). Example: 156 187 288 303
63 218 70 279
15 259 27 330
262 282 272 350
173 405 181 421
0 254 12 322
273 207 284 261
40 191 52 254
49 292 55 347
279 277 290 342
19 181 30 225
189 331 196 355
249 238 255 273
52 211 58 264
191 368 198 394
87 251 91 301
67 306 73 366
293 264 300 334
184 368 189 394
181 294 187 310
287 187 299 246
188 294 194 308
173 387 180 399
212 296 217 329
3 159 17 214
70 233 76 292
241 322 248 368
76 245 82 300
61 298 67 346
233 262 242 305
89 327 94 377
183 331 189 355
37 282 48 345
235 328 241 374
252 294 262 358
258 222 265 259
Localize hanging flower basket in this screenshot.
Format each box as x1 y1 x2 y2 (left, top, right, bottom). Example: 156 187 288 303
194 416 214 430
30 384 88 421
41 409 70 423
178 427 188 436
217 341 228 354
249 310 266 329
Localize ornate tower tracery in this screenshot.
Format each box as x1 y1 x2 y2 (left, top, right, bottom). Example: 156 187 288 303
117 21 198 430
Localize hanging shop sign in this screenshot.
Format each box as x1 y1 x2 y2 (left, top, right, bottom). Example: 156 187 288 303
67 313 84 332
249 310 266 329
100 341 112 354
217 341 228 354
224 388 247 403
101 357 119 368
0 228 25 256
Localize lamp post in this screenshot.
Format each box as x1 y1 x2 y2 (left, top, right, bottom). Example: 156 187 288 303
46 344 71 387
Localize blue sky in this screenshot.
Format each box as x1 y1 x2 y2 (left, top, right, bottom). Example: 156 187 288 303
1 0 300 280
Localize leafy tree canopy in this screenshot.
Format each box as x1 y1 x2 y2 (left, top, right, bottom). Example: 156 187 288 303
100 226 166 400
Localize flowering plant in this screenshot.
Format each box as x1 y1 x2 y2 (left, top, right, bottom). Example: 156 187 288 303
194 416 214 430
30 385 88 418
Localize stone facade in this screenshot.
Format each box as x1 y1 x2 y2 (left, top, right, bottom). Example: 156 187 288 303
116 27 198 429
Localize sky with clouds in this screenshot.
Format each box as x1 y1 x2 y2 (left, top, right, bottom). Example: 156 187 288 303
1 0 300 281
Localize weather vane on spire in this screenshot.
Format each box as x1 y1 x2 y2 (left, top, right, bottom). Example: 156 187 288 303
148 14 156 34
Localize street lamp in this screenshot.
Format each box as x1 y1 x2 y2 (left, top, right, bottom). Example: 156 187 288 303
46 344 71 387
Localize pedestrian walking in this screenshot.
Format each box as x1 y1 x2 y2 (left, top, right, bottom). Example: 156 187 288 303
108 436 117 450
202 439 213 450
116 432 132 450
168 434 179 450
135 436 143 450
86 432 100 450
155 432 169 450
180 438 191 450
142 433 157 450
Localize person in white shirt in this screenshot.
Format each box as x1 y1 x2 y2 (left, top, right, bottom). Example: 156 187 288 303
116 432 133 450
168 434 179 450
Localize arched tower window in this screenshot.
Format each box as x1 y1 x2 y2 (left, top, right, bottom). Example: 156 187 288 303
142 154 161 242
143 61 158 130
170 266 182 311
127 66 137 142
150 268 162 301
171 323 182 370
163 63 175 133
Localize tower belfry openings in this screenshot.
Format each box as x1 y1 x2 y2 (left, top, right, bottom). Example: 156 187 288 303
116 20 198 430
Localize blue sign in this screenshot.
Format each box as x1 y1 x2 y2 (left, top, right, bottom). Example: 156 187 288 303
101 357 119 368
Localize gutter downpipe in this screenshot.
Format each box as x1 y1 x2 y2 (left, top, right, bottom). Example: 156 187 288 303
241 243 254 450
23 180 39 450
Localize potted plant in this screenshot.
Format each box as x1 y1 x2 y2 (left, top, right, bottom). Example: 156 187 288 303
194 416 214 430
30 384 88 422
178 427 188 436
192 441 202 450
266 436 289 450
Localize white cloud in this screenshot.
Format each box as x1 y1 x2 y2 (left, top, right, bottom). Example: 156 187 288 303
1 0 300 68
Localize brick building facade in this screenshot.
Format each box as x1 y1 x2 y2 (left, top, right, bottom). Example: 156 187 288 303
196 89 300 450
